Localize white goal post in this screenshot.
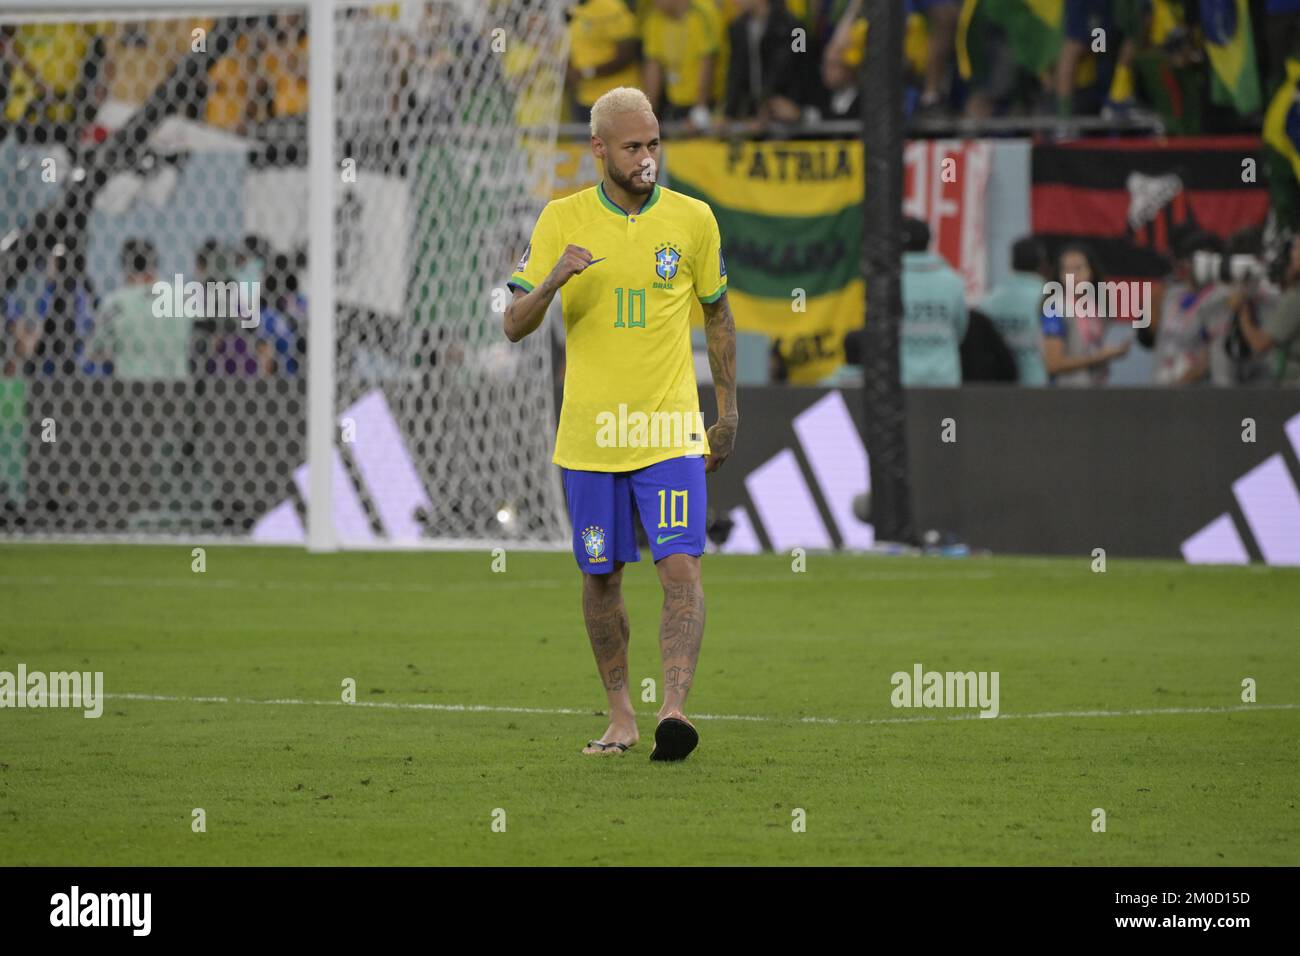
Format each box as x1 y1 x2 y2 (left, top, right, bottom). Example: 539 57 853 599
0 0 570 551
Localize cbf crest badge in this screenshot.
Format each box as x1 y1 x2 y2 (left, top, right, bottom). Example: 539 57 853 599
654 243 681 281
582 525 607 562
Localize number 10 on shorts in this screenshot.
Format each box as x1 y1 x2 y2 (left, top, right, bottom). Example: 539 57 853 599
658 489 688 529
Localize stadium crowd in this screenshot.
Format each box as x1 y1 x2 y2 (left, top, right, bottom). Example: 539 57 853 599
822 222 1300 388
0 237 303 381
562 0 1294 133
3 2 1293 143
1 2 1296 388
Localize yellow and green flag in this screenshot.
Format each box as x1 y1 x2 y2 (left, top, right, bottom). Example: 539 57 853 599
1200 0 1261 115
1264 58 1300 184
667 140 865 384
958 0 1063 81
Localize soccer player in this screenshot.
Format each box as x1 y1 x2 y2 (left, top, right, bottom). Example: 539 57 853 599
503 86 737 762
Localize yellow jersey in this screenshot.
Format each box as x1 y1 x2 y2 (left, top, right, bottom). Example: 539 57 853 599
4 23 102 124
568 0 640 108
509 183 727 472
503 40 562 126
643 1 722 108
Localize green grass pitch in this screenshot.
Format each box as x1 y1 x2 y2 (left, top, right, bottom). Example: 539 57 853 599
1 543 1297 866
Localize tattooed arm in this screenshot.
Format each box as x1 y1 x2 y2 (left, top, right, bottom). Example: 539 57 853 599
702 292 738 472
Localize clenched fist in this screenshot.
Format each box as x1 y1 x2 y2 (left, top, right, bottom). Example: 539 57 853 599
543 245 594 292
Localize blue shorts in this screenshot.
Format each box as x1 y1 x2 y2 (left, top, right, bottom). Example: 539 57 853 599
561 455 707 574
1064 0 1110 42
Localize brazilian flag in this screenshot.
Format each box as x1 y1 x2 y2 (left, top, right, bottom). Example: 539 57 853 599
1200 0 1261 115
1264 59 1300 184
958 0 1063 81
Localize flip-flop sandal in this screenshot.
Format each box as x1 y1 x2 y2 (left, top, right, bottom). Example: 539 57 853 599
583 739 632 755
649 717 698 762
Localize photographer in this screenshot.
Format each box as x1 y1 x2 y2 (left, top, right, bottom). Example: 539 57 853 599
1233 234 1300 387
1146 231 1230 387
1213 230 1278 386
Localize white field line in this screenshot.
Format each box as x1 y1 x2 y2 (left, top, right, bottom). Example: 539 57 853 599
0 574 568 593
6 551 1286 598
0 564 1187 595
101 693 1300 727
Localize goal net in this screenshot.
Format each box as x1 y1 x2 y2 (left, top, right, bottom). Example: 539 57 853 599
0 0 570 549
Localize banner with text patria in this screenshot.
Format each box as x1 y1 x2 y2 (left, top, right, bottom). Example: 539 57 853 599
666 139 864 384
550 138 995 384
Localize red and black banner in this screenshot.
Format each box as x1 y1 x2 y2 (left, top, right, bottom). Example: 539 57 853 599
1032 136 1269 279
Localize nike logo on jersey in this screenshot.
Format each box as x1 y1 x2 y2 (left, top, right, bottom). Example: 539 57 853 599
656 532 684 544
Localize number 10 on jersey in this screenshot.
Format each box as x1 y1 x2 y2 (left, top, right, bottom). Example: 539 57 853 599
614 288 646 328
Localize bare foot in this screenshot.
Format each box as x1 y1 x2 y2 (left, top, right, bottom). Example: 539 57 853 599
581 714 640 755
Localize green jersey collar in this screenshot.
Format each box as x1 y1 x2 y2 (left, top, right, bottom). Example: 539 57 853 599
598 181 660 218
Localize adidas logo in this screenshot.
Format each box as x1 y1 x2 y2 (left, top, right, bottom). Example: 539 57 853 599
254 390 1295 565
1182 412 1300 566
716 390 874 554
719 396 1299 566
252 390 431 544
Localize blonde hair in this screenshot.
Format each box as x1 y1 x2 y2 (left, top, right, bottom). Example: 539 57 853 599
589 86 655 139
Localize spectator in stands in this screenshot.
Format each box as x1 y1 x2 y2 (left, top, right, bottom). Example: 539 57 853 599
820 0 865 118
900 217 967 387
205 32 257 132
253 252 302 377
785 0 854 116
976 236 1050 386
339 5 411 146
1232 233 1300 386
1052 0 1114 118
567 0 641 124
190 238 224 374
404 2 493 143
0 22 108 151
914 0 960 116
1042 242 1130 386
102 18 209 115
217 234 269 373
641 0 723 130
191 239 256 377
724 0 804 128
1 273 45 378
1101 0 1143 116
503 1 566 129
261 14 308 119
88 238 194 382
1137 11 1208 134
227 234 300 378
24 248 99 378
960 310 1019 382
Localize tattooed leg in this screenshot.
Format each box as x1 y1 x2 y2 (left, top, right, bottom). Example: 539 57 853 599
655 553 704 721
581 562 639 750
